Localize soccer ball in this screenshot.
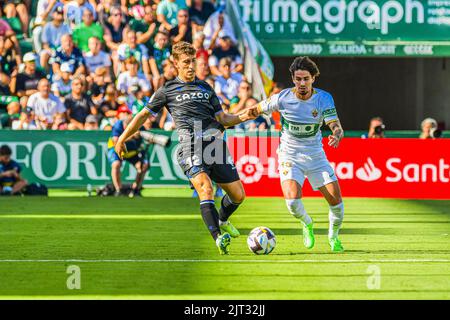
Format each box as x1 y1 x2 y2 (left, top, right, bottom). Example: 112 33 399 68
247 226 276 255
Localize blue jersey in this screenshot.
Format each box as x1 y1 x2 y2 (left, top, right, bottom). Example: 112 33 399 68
0 160 21 186
107 120 144 158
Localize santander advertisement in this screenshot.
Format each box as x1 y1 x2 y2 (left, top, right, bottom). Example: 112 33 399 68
227 137 450 199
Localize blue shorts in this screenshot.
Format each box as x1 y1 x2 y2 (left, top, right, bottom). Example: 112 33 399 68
108 149 148 166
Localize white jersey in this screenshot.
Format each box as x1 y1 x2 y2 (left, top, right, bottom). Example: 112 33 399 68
260 87 339 155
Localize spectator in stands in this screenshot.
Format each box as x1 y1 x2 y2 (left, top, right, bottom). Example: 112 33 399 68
97 0 116 26
117 29 150 78
73 8 105 54
129 84 146 115
51 111 68 130
131 4 159 48
161 59 177 82
50 34 86 80
117 56 152 96
13 52 47 109
148 30 171 90
27 78 66 129
365 116 385 138
40 4 71 71
90 66 111 105
121 0 144 19
3 0 30 36
188 0 215 33
0 16 21 64
0 144 28 196
65 0 97 28
0 36 19 126
203 9 237 50
420 118 439 139
84 114 98 130
209 34 243 76
98 83 119 130
193 31 208 61
169 8 192 44
84 36 112 79
65 75 97 130
227 80 253 131
157 0 186 31
51 62 73 101
214 57 243 107
103 4 129 52
195 56 210 81
32 0 56 52
11 106 37 129
228 80 252 115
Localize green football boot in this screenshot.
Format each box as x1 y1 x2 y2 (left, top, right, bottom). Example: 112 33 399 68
329 237 344 253
302 221 315 249
219 221 240 238
216 233 231 255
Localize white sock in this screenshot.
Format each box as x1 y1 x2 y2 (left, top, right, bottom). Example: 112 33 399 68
328 202 344 239
285 199 312 225
219 220 228 226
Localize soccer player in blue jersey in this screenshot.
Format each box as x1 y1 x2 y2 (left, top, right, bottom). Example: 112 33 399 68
244 57 345 252
114 42 253 255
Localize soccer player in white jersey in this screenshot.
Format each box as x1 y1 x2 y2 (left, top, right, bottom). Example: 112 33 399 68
243 56 345 252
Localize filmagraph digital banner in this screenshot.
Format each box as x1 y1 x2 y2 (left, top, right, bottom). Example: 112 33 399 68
238 0 450 56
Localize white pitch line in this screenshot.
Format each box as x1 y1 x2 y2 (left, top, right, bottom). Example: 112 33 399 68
0 259 449 263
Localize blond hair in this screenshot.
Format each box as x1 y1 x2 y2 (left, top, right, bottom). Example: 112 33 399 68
172 41 196 61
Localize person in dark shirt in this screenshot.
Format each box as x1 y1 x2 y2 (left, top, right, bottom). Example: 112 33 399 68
14 52 47 99
64 76 97 129
50 34 86 80
114 41 255 255
188 0 215 29
209 35 243 76
0 145 28 195
169 9 192 44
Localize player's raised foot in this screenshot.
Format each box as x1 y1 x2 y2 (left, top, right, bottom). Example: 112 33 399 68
329 237 344 253
219 221 240 238
216 233 231 255
302 222 315 249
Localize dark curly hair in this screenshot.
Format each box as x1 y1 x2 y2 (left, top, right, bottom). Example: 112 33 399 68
289 56 320 78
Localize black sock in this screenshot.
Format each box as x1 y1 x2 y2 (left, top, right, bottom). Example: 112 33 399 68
200 200 220 240
219 194 240 222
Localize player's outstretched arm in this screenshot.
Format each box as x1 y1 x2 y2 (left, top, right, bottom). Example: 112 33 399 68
328 120 344 148
215 104 261 127
115 109 151 159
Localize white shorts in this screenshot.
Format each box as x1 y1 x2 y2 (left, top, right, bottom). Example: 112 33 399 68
278 148 337 191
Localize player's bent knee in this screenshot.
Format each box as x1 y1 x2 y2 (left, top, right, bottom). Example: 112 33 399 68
231 189 245 204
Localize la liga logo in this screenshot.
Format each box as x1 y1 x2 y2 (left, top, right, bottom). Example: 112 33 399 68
236 155 264 184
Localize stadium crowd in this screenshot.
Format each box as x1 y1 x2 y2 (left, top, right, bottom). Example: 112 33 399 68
0 0 278 132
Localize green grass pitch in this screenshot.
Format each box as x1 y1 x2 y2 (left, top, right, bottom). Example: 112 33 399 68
0 188 449 299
